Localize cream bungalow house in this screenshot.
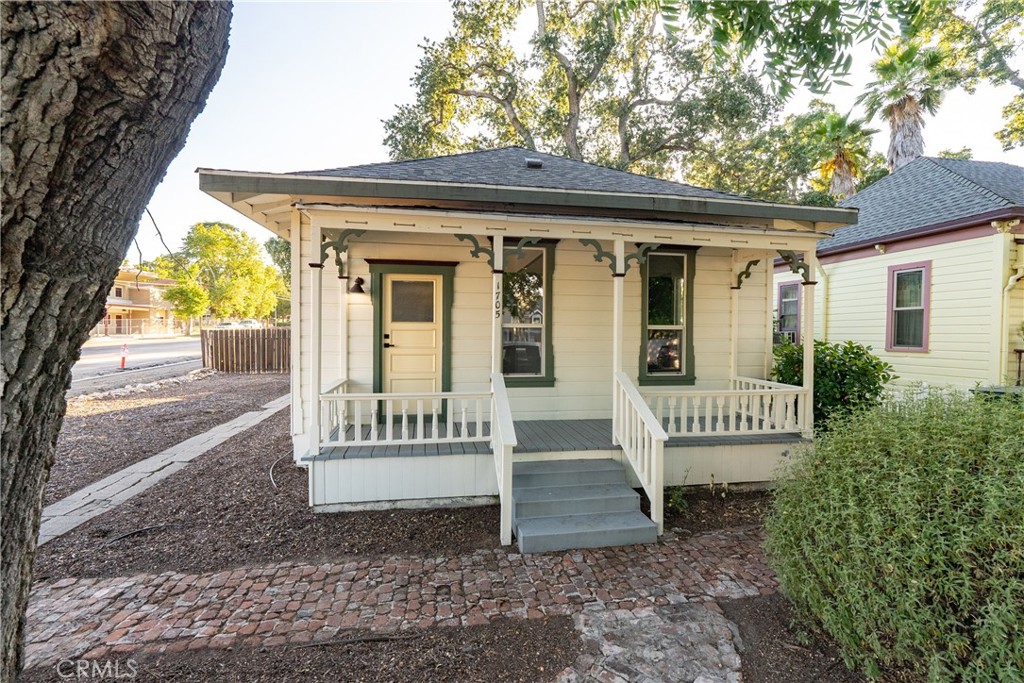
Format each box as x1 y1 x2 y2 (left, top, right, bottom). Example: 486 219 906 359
200 148 855 552
775 157 1024 390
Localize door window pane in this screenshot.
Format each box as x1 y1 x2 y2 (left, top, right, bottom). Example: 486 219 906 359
391 280 434 322
502 327 543 374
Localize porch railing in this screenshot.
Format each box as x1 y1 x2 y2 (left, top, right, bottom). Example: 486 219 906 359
645 376 806 437
613 372 667 533
319 382 492 448
490 373 517 546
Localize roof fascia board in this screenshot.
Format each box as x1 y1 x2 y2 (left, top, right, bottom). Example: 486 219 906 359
299 204 824 252
819 206 1024 256
198 169 856 226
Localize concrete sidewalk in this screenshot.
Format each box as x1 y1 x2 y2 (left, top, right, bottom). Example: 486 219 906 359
38 394 290 546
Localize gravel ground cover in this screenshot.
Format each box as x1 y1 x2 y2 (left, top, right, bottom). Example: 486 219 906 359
22 617 579 683
46 372 290 506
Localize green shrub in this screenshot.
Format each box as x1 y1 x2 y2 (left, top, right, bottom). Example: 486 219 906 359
773 339 895 427
765 392 1024 681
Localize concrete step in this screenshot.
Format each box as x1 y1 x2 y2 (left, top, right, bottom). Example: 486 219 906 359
515 510 658 554
512 483 640 520
513 458 624 488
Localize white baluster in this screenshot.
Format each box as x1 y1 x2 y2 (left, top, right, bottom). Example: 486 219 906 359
401 400 409 441
370 403 378 442
416 399 424 440
354 402 363 443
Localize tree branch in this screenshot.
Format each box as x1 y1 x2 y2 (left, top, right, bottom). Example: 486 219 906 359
536 0 583 159
443 88 537 149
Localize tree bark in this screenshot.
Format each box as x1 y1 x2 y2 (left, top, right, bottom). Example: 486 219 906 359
1 3 230 679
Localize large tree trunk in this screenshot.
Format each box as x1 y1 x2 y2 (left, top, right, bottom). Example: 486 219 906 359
1 3 231 679
887 97 925 171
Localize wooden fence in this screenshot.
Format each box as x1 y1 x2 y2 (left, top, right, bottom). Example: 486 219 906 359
201 328 290 373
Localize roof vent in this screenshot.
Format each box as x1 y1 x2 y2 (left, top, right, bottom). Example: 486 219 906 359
525 157 544 169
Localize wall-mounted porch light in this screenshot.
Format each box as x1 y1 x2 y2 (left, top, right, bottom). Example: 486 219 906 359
348 277 367 294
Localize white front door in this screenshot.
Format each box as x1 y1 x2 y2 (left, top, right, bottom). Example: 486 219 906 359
382 274 443 393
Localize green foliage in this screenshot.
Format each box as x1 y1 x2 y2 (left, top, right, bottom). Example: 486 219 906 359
162 281 209 320
812 111 878 199
384 0 779 182
623 0 924 99
154 222 286 320
773 340 895 426
997 93 1024 150
856 153 891 192
664 486 688 516
264 236 291 285
937 145 973 159
765 391 1024 680
797 190 836 207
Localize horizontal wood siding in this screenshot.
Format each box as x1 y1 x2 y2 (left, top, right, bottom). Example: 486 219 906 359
775 233 1005 388
294 231 776 450
201 328 290 373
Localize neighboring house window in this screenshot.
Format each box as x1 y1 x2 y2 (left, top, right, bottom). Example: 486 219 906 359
886 261 931 352
777 282 801 344
640 249 696 385
114 286 123 298
502 243 555 387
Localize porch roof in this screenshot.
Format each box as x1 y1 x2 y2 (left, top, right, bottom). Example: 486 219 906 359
198 148 858 237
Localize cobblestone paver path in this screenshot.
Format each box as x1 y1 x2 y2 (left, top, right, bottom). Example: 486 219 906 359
26 527 775 672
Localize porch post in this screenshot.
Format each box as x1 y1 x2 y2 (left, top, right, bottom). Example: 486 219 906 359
729 251 739 381
611 240 625 445
491 236 504 375
290 209 304 435
309 220 323 456
802 250 818 436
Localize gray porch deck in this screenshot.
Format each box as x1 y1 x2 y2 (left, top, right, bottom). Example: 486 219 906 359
312 418 803 460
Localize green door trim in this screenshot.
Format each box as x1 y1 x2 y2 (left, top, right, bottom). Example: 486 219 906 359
370 262 455 396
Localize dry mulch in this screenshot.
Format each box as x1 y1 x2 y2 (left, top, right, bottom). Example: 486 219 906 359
45 372 290 505
22 617 580 683
33 411 499 581
721 593 865 683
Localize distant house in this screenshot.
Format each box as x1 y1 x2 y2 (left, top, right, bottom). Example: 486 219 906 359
92 268 178 337
775 157 1024 389
201 147 855 552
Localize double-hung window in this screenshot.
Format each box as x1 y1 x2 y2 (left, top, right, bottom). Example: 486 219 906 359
502 243 555 386
776 282 801 344
886 261 930 351
640 249 696 385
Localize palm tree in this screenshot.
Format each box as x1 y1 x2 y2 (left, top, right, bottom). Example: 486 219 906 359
858 41 956 172
813 112 877 200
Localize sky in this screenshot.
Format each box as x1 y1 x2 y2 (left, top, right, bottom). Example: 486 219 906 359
137 1 1024 262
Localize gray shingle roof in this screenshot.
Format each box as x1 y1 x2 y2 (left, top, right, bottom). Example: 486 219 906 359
291 147 757 203
820 156 1024 253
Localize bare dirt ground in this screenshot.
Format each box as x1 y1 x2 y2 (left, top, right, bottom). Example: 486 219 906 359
34 384 864 683
22 617 580 683
45 372 289 505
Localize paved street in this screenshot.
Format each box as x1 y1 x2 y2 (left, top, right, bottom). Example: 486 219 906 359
70 337 203 394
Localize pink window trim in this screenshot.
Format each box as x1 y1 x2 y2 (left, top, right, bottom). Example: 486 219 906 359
777 280 802 345
885 260 931 353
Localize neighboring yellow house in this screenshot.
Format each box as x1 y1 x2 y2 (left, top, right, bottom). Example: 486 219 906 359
775 157 1024 389
92 268 178 337
201 147 856 552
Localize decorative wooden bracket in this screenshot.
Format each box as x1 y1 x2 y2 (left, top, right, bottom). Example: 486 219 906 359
624 243 659 272
731 259 761 289
580 240 659 273
777 250 814 284
318 229 365 278
455 234 495 268
579 239 616 272
508 236 543 259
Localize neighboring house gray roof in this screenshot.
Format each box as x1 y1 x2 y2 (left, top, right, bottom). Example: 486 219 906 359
292 146 757 203
819 156 1024 254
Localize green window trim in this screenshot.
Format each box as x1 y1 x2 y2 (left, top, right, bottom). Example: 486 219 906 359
638 248 697 386
502 241 556 388
369 262 455 395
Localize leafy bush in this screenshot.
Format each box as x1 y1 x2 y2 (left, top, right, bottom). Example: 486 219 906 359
773 340 894 427
765 392 1024 681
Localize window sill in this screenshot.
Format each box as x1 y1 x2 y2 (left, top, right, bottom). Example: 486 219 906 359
637 374 696 387
884 346 929 354
504 376 555 388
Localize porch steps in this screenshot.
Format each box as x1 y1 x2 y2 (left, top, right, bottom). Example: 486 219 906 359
512 459 658 553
